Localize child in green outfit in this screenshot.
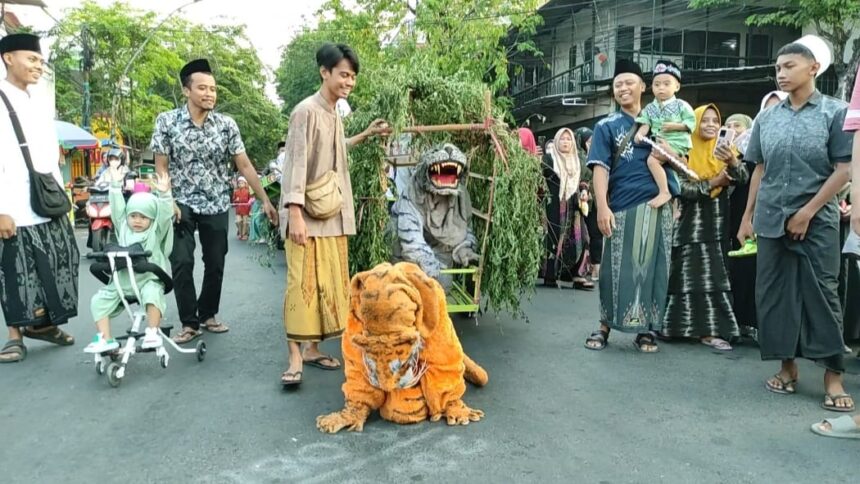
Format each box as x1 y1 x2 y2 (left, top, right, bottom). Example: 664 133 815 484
635 59 696 208
84 169 174 353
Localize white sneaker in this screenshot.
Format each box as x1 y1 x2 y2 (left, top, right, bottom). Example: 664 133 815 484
84 333 119 354
141 327 163 350
844 230 860 259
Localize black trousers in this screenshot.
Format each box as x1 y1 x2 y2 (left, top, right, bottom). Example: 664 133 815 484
170 204 229 330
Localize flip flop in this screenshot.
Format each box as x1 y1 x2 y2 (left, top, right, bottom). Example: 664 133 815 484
202 320 230 334
0 339 27 363
822 393 855 413
729 239 758 258
701 337 733 351
573 278 595 290
303 355 341 370
634 333 659 353
811 416 860 439
765 373 797 395
172 327 202 344
281 371 303 387
23 326 75 346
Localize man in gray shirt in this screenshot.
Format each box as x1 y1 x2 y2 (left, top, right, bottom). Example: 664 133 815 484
740 39 854 412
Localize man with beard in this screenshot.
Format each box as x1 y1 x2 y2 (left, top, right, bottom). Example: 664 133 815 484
150 58 277 344
583 59 680 354
279 44 389 386
0 33 80 362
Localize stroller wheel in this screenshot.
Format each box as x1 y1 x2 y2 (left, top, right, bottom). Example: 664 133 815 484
106 362 122 388
159 354 168 369
196 341 207 362
95 360 106 375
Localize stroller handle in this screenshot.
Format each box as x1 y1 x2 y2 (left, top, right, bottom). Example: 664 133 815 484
87 249 152 259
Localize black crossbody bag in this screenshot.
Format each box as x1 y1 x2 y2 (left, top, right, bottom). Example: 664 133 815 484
0 89 71 218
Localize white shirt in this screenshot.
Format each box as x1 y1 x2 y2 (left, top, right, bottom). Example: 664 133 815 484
0 79 63 227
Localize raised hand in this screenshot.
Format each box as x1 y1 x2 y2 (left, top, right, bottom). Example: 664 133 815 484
153 173 171 193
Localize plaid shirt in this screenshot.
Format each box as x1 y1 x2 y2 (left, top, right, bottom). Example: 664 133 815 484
149 105 245 215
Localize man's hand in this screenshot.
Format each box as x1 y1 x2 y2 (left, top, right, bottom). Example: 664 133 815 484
173 203 182 223
654 138 680 163
0 214 16 239
364 119 391 137
597 204 616 238
737 216 755 246
153 173 171 193
263 200 279 226
839 202 851 222
288 205 308 246
786 208 813 241
714 145 738 166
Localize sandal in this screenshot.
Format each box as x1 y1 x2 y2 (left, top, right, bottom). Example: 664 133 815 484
0 339 27 363
281 370 303 387
23 326 74 346
172 326 202 344
585 329 609 351
765 373 797 395
303 354 341 370
573 277 595 290
811 415 860 439
701 337 733 351
202 320 229 334
634 333 659 353
822 393 855 413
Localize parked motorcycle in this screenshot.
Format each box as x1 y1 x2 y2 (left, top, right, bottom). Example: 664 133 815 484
86 181 113 253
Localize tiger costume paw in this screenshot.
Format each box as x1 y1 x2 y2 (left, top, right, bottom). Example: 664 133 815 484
316 410 368 434
431 401 484 426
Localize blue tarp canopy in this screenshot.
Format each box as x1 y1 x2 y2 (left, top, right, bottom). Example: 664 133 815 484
55 120 99 150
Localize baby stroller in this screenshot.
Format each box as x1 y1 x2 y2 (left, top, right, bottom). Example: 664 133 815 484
87 244 206 387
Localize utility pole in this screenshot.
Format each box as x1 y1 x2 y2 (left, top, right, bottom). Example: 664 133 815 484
81 25 94 132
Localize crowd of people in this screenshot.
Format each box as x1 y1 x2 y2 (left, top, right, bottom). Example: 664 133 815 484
524 34 860 438
2 29 860 439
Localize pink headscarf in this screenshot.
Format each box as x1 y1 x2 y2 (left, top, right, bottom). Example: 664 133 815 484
845 65 860 132
518 128 538 155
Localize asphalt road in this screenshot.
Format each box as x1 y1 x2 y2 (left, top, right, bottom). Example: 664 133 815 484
1 227 858 484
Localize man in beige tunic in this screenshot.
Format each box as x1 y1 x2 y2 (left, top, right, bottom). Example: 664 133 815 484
279 43 388 386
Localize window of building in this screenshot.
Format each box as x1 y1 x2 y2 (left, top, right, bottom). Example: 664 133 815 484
616 25 634 54
707 31 740 57
569 45 578 69
747 33 772 65
684 30 706 55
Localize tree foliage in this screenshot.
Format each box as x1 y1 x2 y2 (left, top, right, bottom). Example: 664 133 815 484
50 1 284 165
689 0 860 99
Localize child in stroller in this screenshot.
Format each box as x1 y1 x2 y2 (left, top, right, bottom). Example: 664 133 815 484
84 168 174 353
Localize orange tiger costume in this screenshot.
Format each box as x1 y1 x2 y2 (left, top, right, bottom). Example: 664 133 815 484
316 262 488 433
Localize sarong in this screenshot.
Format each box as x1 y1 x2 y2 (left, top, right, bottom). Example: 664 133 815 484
283 236 348 341
757 216 845 371
0 217 80 327
598 203 672 333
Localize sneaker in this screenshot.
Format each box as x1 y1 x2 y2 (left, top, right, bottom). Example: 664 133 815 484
729 239 758 258
141 327 163 350
84 333 119 354
843 230 860 260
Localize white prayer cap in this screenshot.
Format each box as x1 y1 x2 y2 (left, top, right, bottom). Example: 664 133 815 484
793 35 832 77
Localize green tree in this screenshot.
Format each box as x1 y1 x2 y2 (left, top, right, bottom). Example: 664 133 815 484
50 1 284 165
690 0 860 99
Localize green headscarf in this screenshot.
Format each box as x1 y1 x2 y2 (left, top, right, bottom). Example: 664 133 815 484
122 192 173 259
725 114 753 130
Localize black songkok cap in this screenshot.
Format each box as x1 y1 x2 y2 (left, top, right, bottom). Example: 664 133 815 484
653 59 682 82
179 58 212 80
277 141 286 149
0 33 41 55
613 58 644 81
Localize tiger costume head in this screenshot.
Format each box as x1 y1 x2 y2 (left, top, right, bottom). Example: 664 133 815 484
349 262 447 392
414 143 468 196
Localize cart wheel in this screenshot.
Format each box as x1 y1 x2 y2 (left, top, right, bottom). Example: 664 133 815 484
196 341 207 362
95 360 105 375
159 354 168 369
106 362 122 388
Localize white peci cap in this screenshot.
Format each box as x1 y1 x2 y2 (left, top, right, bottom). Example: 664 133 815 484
793 34 832 77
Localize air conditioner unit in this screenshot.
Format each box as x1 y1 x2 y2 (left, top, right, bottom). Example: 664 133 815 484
562 97 587 106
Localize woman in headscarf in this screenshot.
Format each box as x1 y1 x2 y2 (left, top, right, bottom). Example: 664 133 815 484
661 104 749 350
725 91 788 340
574 127 603 283
518 127 538 156
541 127 588 287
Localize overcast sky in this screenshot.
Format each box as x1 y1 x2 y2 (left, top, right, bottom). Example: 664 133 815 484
12 0 332 100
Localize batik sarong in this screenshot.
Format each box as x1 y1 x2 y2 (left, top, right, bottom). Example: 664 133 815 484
598 203 672 333
0 217 80 327
283 236 348 341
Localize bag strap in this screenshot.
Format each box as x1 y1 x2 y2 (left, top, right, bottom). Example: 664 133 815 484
611 120 639 171
0 89 37 176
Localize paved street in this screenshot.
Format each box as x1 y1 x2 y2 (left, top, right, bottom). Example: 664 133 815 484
1 226 858 484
